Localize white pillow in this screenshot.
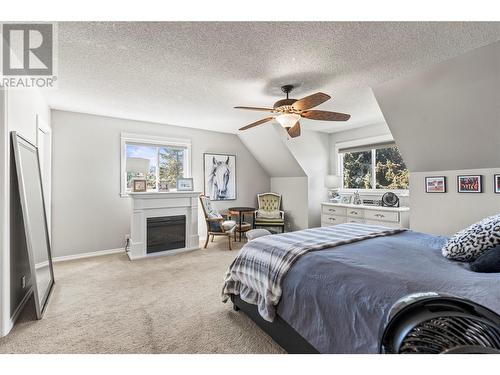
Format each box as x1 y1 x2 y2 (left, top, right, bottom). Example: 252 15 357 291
442 214 500 262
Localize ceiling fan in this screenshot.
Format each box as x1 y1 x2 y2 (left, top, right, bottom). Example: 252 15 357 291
235 85 351 138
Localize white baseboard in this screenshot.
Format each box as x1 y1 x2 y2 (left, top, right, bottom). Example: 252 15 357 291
53 247 125 263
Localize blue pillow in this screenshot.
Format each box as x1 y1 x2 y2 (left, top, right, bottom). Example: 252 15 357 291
470 245 500 273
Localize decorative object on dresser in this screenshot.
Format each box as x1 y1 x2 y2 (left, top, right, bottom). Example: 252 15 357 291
457 175 482 193
362 199 382 206
495 174 500 194
325 175 341 202
126 157 150 192
321 202 410 229
199 194 237 250
425 176 446 193
340 195 351 204
381 192 399 207
254 192 285 233
352 190 362 205
176 177 194 191
204 153 236 200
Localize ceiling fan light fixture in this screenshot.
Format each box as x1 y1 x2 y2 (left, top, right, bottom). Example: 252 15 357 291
275 113 300 128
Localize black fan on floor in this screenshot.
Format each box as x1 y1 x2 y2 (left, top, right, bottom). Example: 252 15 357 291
380 292 500 354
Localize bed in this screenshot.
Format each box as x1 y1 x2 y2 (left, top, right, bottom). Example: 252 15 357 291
224 226 500 354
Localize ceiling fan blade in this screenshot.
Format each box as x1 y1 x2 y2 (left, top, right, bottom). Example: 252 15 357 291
287 121 301 138
234 106 275 112
301 110 350 121
292 92 331 111
239 116 274 131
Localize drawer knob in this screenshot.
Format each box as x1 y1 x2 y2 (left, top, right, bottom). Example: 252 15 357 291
329 217 335 221
350 211 358 215
375 213 385 218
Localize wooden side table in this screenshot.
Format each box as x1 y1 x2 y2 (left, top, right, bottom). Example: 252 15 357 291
228 207 256 242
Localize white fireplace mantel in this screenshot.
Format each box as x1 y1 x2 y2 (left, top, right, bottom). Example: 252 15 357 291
128 191 201 260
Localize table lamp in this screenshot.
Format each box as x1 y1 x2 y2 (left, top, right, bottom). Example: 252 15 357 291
325 175 341 202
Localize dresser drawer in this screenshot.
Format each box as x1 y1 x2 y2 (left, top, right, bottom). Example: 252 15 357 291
346 208 364 218
364 210 399 223
322 205 347 216
321 214 346 226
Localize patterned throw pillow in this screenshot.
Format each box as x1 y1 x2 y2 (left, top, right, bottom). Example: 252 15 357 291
442 214 500 262
202 197 222 219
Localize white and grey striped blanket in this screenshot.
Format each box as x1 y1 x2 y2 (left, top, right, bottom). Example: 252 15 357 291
222 223 406 322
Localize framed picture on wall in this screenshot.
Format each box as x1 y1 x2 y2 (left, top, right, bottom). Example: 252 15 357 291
203 153 236 200
495 174 500 194
425 176 446 193
457 175 482 193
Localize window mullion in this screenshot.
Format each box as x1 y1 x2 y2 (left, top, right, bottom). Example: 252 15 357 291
156 147 160 192
371 148 376 190
339 153 344 189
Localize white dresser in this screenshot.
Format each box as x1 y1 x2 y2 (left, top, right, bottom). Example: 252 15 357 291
321 202 410 229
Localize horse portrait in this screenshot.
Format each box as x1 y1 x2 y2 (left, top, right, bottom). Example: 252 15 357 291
204 153 236 200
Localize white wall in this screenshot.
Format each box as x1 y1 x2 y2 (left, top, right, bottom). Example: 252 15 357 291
0 88 50 337
51 110 270 257
373 41 500 235
373 41 500 172
410 169 500 236
270 177 308 231
284 130 330 228
238 124 306 177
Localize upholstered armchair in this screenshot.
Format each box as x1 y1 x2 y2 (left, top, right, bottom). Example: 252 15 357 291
199 195 237 250
254 192 285 233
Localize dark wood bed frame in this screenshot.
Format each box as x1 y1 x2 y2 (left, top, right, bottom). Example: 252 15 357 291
230 295 319 354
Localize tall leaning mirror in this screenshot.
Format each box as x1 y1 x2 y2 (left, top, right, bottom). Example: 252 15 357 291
12 131 54 318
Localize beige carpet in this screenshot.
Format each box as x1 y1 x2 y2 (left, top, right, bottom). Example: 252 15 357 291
0 239 285 354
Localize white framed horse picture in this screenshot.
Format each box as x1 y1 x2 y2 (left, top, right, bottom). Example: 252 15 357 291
203 153 236 200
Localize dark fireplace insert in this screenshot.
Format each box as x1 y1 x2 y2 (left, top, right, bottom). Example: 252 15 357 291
147 215 186 254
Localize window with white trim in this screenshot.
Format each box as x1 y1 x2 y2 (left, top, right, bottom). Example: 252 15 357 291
120 134 191 195
339 142 409 191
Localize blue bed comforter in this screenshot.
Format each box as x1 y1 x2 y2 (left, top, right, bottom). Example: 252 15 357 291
276 230 500 353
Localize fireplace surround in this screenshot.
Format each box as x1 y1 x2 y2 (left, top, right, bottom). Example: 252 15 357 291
128 191 200 260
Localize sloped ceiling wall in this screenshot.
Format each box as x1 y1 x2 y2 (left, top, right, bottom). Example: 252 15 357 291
238 123 306 177
373 41 500 172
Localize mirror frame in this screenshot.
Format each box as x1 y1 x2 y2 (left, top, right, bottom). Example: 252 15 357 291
11 131 55 319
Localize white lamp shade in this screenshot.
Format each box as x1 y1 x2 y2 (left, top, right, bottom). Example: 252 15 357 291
126 157 150 174
325 175 340 189
275 113 301 128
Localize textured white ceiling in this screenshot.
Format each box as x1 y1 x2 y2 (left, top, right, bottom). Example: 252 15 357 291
46 22 500 134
